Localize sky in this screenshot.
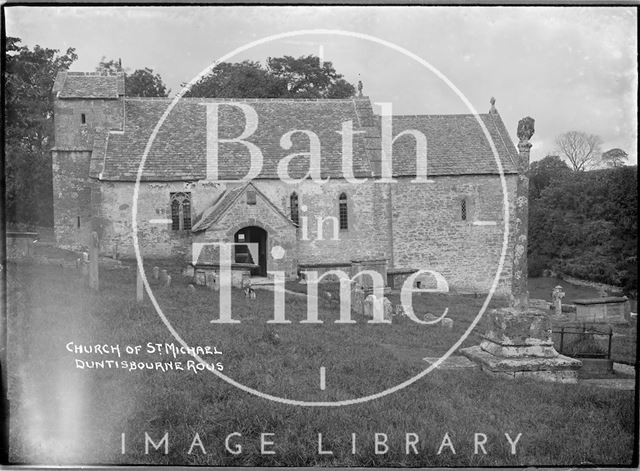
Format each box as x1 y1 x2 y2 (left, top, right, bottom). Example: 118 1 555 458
4 6 637 164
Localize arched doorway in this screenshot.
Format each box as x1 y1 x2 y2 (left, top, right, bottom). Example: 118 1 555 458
234 226 267 276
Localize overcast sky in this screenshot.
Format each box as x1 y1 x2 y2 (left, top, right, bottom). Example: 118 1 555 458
5 6 637 164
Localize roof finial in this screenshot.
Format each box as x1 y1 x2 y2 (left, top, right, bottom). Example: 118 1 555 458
489 96 496 113
357 79 363 97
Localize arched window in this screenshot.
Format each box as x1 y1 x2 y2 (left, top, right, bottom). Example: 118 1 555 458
461 198 467 221
170 192 192 231
290 192 299 225
339 193 348 230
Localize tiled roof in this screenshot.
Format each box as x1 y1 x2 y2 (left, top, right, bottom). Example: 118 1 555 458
191 185 246 232
389 113 518 176
79 94 518 180
191 182 296 232
99 98 373 181
53 71 124 99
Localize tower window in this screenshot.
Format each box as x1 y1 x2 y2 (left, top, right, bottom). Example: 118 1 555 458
339 193 348 230
81 113 86 124
290 192 299 224
170 192 192 231
461 199 467 221
246 190 257 205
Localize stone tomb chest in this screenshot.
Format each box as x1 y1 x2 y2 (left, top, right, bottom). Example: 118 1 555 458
572 297 631 324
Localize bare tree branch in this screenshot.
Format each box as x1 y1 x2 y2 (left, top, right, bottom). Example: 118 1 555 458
555 131 603 171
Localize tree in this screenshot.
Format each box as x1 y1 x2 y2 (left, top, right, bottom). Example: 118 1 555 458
95 58 168 97
185 61 285 98
126 68 168 97
554 131 603 171
4 37 77 226
529 154 571 199
185 55 355 99
96 56 122 73
267 55 355 98
601 148 628 168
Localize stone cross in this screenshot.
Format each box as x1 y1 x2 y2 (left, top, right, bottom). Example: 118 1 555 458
551 285 565 316
510 116 535 311
89 232 99 291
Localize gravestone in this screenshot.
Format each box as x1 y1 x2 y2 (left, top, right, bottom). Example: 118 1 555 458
382 297 393 321
441 317 453 329
551 285 565 316
205 272 217 291
363 294 376 318
165 274 172 288
160 269 168 283
153 266 160 280
461 113 581 383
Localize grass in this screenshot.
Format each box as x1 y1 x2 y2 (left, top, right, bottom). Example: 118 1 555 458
6 260 637 466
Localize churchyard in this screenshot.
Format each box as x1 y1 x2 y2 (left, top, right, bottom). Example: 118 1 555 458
6 250 636 466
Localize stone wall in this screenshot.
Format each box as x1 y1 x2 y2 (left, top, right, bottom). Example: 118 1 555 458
51 150 94 249
97 180 225 259
254 180 391 266
390 175 517 295
53 98 124 150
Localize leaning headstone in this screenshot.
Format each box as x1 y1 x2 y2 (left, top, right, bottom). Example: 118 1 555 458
165 274 172 288
551 285 565 316
153 266 160 280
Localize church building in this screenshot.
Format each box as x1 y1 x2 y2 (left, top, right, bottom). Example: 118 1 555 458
51 71 520 294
